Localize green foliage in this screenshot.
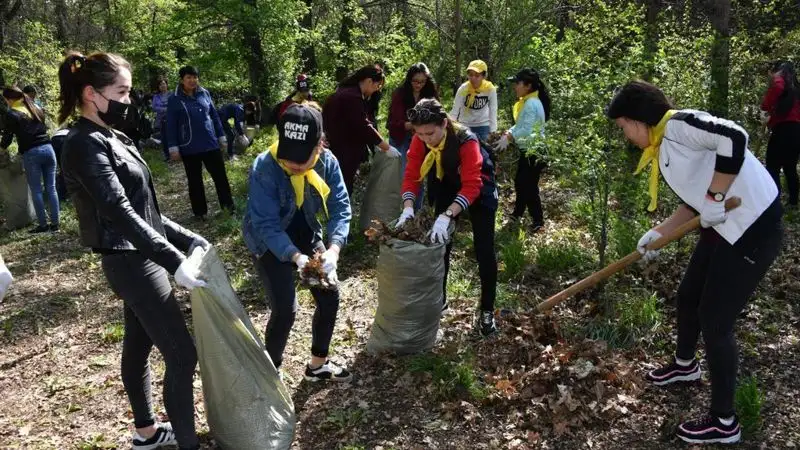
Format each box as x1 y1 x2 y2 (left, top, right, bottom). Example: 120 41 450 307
735 375 764 436
499 228 528 281
408 352 487 401
534 230 593 274
586 290 662 348
100 323 125 344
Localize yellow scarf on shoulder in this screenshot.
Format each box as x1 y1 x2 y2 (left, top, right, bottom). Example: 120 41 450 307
10 99 31 119
466 80 495 108
269 142 330 217
418 132 447 181
634 110 677 212
512 91 539 122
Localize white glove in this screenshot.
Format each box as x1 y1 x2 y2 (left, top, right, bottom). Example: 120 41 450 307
187 236 210 255
218 135 228 145
320 248 339 275
174 248 207 289
700 196 727 228
493 134 510 151
0 262 13 302
430 214 452 244
294 254 310 276
637 229 663 263
395 206 415 228
385 146 402 159
327 269 339 286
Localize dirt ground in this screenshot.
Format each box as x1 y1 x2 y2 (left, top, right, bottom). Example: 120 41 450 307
1 142 798 450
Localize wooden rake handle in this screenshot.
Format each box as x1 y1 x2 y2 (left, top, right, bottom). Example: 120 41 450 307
536 197 742 312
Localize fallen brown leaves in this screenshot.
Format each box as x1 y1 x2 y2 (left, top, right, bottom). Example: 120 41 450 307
365 208 436 245
300 252 336 290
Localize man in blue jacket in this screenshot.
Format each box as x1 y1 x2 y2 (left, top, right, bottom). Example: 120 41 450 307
166 66 234 219
242 103 354 382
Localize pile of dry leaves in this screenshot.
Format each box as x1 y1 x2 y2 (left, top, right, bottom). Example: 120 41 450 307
477 312 644 437
300 252 337 290
364 208 436 245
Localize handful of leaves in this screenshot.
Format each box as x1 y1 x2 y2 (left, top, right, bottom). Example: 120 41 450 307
300 252 337 290
365 208 436 245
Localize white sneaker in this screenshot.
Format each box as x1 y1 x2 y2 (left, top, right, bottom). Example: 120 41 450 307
132 422 177 450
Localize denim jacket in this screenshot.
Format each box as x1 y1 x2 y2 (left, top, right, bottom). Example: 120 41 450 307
242 148 352 262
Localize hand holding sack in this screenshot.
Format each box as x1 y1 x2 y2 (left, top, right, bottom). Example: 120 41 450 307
395 207 415 228
385 146 402 159
175 247 207 289
430 214 451 244
188 235 210 255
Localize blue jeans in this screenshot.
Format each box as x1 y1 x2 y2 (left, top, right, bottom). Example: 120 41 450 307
390 135 423 209
23 144 60 228
469 125 490 142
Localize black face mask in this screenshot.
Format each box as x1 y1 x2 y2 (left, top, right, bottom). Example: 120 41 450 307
94 92 131 128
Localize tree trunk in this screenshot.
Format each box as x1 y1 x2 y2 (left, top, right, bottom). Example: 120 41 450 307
54 0 69 45
707 0 730 117
300 0 316 73
242 0 269 123
642 0 662 81
335 1 355 82
555 0 571 43
0 0 24 87
453 0 462 96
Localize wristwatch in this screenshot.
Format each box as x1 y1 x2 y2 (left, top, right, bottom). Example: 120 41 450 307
707 190 726 202
444 209 455 218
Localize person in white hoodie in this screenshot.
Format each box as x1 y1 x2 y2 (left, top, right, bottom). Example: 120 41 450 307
608 80 783 446
450 60 497 141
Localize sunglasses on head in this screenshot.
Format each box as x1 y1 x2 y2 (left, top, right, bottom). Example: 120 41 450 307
406 107 442 123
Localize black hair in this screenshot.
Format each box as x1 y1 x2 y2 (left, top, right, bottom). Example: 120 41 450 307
339 65 385 88
179 66 199 78
514 69 552 121
606 80 674 126
407 98 459 135
57 51 131 124
3 86 44 123
22 85 37 97
398 63 439 108
772 61 800 117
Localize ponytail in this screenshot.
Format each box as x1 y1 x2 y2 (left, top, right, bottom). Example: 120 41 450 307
57 51 131 124
2 86 44 123
537 79 552 122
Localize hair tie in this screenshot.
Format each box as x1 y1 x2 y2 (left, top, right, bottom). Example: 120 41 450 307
70 55 86 73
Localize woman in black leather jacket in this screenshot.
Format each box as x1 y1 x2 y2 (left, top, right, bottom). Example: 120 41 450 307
57 51 207 450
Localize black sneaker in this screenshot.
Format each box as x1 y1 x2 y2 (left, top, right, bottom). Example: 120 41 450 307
645 358 701 386
304 360 353 382
49 224 60 232
677 414 741 445
28 225 49 234
132 422 177 450
531 222 544 233
477 310 498 336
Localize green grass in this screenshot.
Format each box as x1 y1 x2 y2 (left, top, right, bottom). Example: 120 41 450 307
735 375 763 436
585 291 663 348
535 239 592 274
322 407 367 432
499 228 528 281
100 323 124 344
407 352 487 401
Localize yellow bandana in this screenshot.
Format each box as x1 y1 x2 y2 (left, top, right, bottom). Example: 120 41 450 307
634 109 677 212
512 91 539 122
418 132 447 181
269 142 330 217
466 80 495 108
10 98 31 119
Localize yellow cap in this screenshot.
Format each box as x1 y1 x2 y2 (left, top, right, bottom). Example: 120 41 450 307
466 60 488 75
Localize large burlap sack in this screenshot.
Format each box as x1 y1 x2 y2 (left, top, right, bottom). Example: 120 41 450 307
366 238 446 355
0 153 36 230
190 247 295 450
358 149 403 232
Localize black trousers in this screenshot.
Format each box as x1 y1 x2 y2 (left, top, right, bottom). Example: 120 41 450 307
101 252 198 448
766 121 800 206
512 152 545 224
436 198 498 312
253 214 340 368
675 204 782 417
181 149 234 217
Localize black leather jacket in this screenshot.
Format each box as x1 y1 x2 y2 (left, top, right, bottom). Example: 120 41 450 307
62 117 197 274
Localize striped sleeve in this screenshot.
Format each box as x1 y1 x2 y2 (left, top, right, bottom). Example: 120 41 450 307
455 139 484 209
667 111 748 175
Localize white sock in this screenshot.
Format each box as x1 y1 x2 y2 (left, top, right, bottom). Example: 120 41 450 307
718 416 735 426
675 355 694 367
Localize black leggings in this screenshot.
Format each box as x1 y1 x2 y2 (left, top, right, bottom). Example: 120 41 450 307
181 149 234 217
512 152 546 224
438 200 498 312
675 207 782 417
101 252 198 448
253 215 340 368
766 121 800 206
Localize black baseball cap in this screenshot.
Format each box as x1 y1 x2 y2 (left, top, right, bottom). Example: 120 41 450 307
277 103 323 163
507 68 538 84
296 74 310 92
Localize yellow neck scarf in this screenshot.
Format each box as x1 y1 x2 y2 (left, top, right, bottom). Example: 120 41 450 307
634 109 677 212
418 132 447 181
269 142 330 217
466 80 495 108
512 91 539 122
10 99 31 119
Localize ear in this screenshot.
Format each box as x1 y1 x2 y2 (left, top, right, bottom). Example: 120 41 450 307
82 85 98 105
